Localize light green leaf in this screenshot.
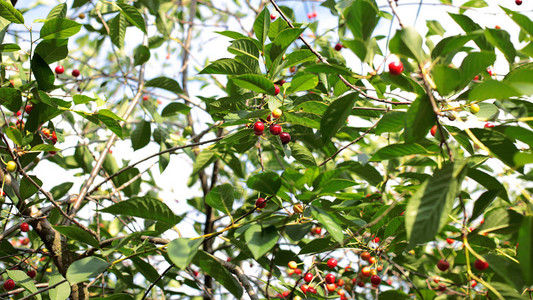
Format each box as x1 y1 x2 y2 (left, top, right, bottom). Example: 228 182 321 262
193 251 243 298
518 216 533 285
47 3 67 19
291 143 316 167
0 0 23 24
109 13 126 49
370 143 429 161
232 74 275 95
200 58 251 75
101 196 179 225
117 3 146 34
40 18 81 40
311 206 344 243
205 184 234 215
287 73 318 94
49 275 70 300
245 225 278 259
6 270 41 300
253 7 270 47
66 257 110 284
167 238 204 270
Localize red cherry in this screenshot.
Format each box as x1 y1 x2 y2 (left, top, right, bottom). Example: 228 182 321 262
474 75 480 80
282 291 289 297
388 61 404 76
361 266 371 277
484 123 494 128
16 110 21 116
495 25 501 30
277 79 286 85
357 280 365 287
470 279 477 288
255 197 267 209
280 132 291 144
326 283 336 291
3 279 15 290
516 0 522 5
373 237 380 243
300 284 308 293
274 84 280 96
20 237 29 245
269 124 282 135
446 238 454 245
55 65 65 74
326 258 337 268
430 125 438 137
437 259 449 271
474 259 489 271
142 95 149 101
294 268 302 275
307 12 313 19
337 278 345 286
26 270 36 279
25 105 33 114
334 43 343 51
304 272 313 283
370 275 381 285
270 13 276 20
325 273 335 284
369 256 377 264
487 68 493 76
306 287 317 294
438 283 446 291
20 222 30 232
361 251 371 261
72 69 80 77
253 121 264 133
312 11 317 18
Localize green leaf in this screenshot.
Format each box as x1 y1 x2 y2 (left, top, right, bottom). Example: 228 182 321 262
379 289 410 300
117 3 146 34
53 225 100 248
47 3 67 19
0 43 19 52
193 251 243 299
247 171 282 195
48 275 70 300
431 33 476 59
374 111 405 134
370 143 429 161
291 143 316 167
311 206 344 244
458 51 496 88
228 39 260 61
405 160 468 247
40 18 81 40
205 184 234 215
95 110 123 138
31 53 55 91
167 238 204 270
467 167 509 201
485 28 515 65
469 80 520 101
19 175 42 200
473 102 499 121
245 225 278 259
101 196 179 225
487 282 527 300
131 120 151 150
145 76 183 95
287 73 318 94
304 63 353 76
192 150 215 175
109 13 126 49
389 26 427 63
232 74 275 95
270 27 306 63
518 216 533 285
432 65 461 96
470 128 521 170
344 0 379 41
200 58 251 75
283 49 315 69
479 207 523 235
73 94 95 105
0 87 22 112
66 257 110 284
448 13 493 51
161 102 191 117
404 95 435 143
35 39 69 63
6 270 41 300
133 45 150 66
320 93 357 143
253 7 270 47
0 0 24 24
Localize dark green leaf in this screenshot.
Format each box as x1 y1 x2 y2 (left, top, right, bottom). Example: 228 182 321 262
320 93 357 143
0 87 22 112
253 8 270 47
518 216 533 285
109 13 126 49
200 58 251 75
205 184 234 215
131 120 151 150
47 3 67 19
245 225 278 259
232 74 275 95
485 28 515 64
344 0 378 41
290 143 316 167
35 39 69 63
53 225 100 248
404 95 435 143
247 171 282 195
145 76 184 95
19 175 42 201
370 143 429 161
31 53 55 91
101 196 179 225
117 3 146 34
161 102 191 117
0 0 24 24
133 45 150 66
193 251 243 298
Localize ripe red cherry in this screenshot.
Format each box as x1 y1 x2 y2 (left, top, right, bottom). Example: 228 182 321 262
326 283 336 291
357 280 365 287
388 61 404 76
294 268 302 275
446 238 454 245
470 279 477 288
307 12 313 19
306 287 317 294
361 251 371 261
55 65 65 74
255 197 267 209
253 121 264 134
430 125 438 137
72 69 80 77
27 270 36 279
516 0 522 5
327 258 337 268
361 266 372 277
20 222 30 232
280 132 291 144
25 105 33 114
20 237 29 245
303 272 313 283
369 256 377 264
334 43 343 51
438 283 446 291
16 110 21 116
270 13 276 20
300 284 308 293
274 84 280 96
484 123 494 128
3 279 15 290
269 124 282 135
373 237 380 243
474 259 489 271
370 275 381 285
437 259 449 271
325 273 335 284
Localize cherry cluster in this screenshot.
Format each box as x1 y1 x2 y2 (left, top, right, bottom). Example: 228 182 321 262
252 107 291 145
